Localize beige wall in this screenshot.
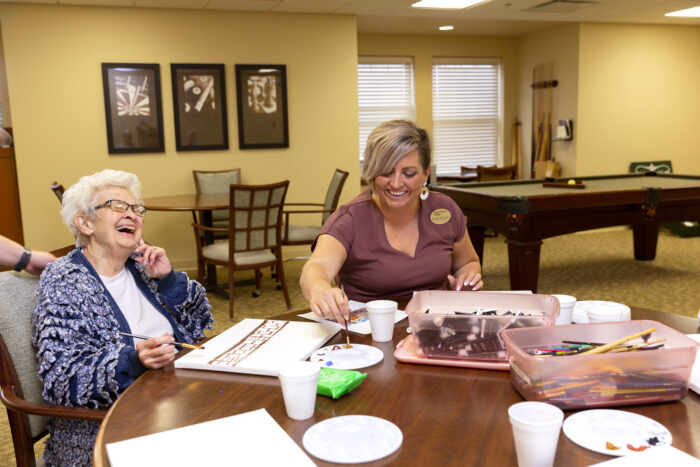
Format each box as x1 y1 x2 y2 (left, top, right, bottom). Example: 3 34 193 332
0 4 359 268
0 25 10 126
577 23 700 176
358 33 519 167
517 24 579 178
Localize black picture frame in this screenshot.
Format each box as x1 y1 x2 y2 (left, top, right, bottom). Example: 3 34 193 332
171 64 229 151
235 64 289 149
101 63 164 154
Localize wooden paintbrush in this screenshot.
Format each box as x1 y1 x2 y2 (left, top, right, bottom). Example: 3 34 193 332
341 285 352 349
119 332 205 350
579 327 656 356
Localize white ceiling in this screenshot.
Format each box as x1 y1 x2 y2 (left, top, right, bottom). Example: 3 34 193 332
4 0 700 35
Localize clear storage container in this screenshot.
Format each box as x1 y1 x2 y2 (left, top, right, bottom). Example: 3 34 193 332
405 291 559 361
501 320 699 409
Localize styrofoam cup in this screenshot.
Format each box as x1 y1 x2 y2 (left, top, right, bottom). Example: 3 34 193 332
508 401 563 467
552 295 576 325
366 300 397 342
278 361 320 420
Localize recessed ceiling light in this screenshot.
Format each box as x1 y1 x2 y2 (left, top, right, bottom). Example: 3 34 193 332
439 26 455 31
412 0 491 10
666 6 700 17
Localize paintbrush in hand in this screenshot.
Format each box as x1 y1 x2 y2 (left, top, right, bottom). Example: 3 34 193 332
119 332 205 350
341 285 352 349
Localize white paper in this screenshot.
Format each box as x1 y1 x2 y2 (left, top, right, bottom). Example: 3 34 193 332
298 300 408 335
106 408 315 467
174 319 339 376
588 444 700 466
688 334 700 395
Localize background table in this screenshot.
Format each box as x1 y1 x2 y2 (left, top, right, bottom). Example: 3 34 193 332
144 194 229 289
433 173 700 292
94 307 700 466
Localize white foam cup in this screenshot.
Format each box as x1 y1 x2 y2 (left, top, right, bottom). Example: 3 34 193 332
552 295 576 325
508 401 564 467
366 300 397 342
278 361 320 420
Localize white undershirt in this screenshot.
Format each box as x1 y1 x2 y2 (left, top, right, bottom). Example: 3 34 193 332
100 267 174 344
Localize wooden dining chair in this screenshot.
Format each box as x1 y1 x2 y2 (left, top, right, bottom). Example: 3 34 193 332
476 164 517 181
0 271 107 467
192 168 241 227
192 181 292 320
49 181 65 203
282 169 348 248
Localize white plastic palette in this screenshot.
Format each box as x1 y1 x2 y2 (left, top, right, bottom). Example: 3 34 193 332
563 409 671 456
572 301 631 324
309 344 383 370
303 415 402 463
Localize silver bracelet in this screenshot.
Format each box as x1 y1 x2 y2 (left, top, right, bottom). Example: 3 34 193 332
13 247 32 272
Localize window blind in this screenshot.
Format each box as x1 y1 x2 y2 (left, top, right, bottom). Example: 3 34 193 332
432 58 502 175
358 57 415 163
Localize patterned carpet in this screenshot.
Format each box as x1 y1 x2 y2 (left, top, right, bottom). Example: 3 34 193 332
1 228 698 464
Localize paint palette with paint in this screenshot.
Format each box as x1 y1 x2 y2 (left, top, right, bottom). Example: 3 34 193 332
309 344 384 370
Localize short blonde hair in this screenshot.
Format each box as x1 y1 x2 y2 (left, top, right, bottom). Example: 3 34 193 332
362 120 431 187
61 169 142 247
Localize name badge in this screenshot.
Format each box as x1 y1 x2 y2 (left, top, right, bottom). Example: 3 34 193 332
430 208 451 225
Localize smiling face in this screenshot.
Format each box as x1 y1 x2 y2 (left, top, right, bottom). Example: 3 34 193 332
372 150 430 212
79 186 143 255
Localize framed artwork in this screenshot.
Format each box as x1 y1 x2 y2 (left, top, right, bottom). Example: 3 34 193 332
101 63 164 154
171 64 228 151
235 64 289 149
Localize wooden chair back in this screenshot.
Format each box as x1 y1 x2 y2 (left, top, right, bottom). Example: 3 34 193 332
228 181 289 254
0 271 105 466
193 169 241 223
50 181 65 203
321 169 349 224
476 164 517 181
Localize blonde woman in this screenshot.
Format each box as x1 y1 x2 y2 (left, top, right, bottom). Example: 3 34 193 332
301 120 482 323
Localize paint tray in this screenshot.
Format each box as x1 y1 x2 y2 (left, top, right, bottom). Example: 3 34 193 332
501 320 699 409
405 291 558 362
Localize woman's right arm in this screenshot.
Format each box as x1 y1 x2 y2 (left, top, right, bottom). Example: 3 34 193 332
300 234 350 323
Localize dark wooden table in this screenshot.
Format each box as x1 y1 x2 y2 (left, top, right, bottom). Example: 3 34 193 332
433 173 700 292
93 306 700 466
144 194 229 289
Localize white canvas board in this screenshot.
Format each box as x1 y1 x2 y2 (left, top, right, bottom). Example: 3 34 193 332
174 319 339 376
688 334 700 395
106 408 315 467
298 300 408 335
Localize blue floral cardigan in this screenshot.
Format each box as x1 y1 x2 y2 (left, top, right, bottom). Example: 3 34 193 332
32 249 212 466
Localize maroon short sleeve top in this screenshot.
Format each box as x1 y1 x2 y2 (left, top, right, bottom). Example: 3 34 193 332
316 189 466 302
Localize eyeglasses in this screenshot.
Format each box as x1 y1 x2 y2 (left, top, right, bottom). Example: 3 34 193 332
94 199 147 217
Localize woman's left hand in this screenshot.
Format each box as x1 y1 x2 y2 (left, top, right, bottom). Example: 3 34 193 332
448 271 483 291
134 239 172 279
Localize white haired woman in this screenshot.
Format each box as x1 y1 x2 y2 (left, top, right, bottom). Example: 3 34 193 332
300 120 483 323
32 169 212 466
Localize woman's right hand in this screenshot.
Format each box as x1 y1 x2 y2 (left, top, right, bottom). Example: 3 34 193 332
310 287 350 324
136 334 175 369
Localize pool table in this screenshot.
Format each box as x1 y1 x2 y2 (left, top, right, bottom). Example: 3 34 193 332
432 173 700 292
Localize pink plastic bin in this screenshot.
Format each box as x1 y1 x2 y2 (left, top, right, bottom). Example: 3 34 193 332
405 291 559 362
501 320 699 409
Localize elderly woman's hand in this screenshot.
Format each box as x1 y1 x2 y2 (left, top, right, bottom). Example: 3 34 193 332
136 334 176 370
134 239 172 279
310 287 350 324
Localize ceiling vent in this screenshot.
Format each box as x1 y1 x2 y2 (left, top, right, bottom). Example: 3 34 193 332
524 0 598 13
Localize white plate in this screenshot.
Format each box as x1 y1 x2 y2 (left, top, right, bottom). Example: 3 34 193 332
563 409 672 456
302 415 403 463
572 301 631 324
310 344 384 370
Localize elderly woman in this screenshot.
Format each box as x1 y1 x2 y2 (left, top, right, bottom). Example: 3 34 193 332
300 120 483 323
32 169 212 466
